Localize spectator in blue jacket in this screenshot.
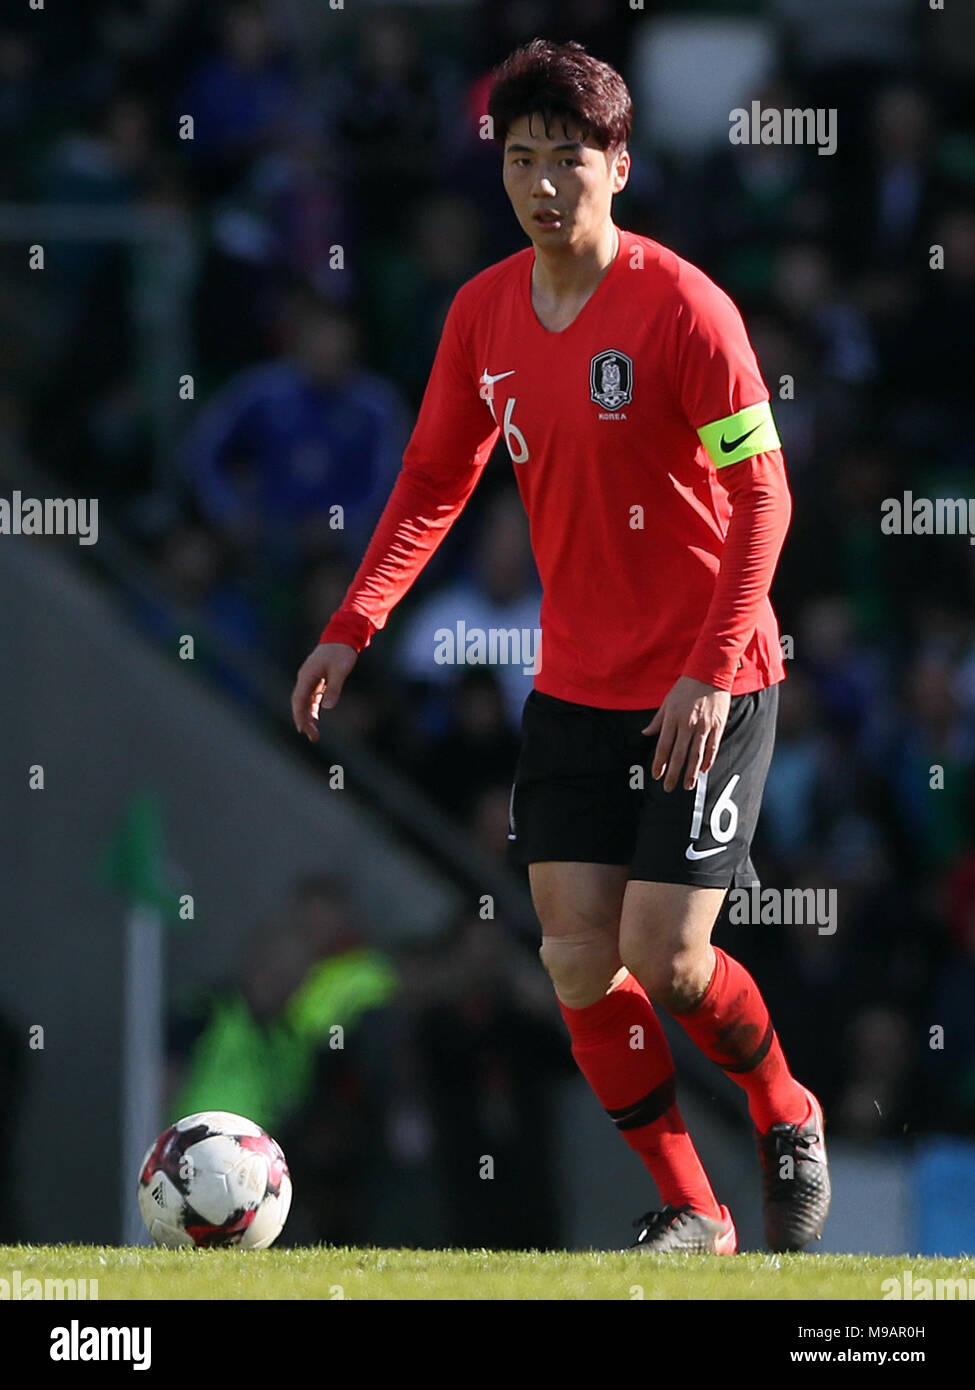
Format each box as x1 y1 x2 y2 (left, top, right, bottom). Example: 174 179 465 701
183 286 410 577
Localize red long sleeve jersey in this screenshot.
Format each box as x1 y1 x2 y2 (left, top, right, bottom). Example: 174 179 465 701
321 225 791 708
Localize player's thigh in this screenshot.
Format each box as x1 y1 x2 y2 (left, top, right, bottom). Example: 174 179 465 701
529 860 630 943
530 861 629 1002
618 878 727 987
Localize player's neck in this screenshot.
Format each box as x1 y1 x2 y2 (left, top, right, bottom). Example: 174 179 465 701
530 222 620 307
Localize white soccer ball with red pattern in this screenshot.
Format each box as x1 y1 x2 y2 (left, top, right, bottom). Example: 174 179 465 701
137 1111 292 1248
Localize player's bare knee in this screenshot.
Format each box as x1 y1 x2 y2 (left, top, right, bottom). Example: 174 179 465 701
539 934 618 1008
621 945 710 1014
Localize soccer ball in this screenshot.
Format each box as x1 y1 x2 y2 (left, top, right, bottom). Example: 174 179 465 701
137 1111 292 1249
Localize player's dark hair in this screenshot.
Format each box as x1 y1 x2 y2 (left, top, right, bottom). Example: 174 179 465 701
487 39 632 154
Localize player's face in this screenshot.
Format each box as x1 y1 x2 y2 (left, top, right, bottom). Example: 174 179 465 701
501 112 629 251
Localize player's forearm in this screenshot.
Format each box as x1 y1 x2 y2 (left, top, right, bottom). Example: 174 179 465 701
681 455 792 689
319 461 483 651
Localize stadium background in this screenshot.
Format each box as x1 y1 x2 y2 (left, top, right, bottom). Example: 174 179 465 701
1 0 974 1255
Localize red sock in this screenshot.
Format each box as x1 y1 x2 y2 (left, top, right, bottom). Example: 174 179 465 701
558 972 721 1218
673 947 809 1133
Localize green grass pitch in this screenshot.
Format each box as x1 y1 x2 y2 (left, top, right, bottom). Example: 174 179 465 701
2 1246 973 1300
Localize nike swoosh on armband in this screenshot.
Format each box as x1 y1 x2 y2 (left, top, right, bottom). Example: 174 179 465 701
720 424 761 452
697 400 781 468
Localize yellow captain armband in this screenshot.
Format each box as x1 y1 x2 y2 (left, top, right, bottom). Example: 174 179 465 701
697 400 781 468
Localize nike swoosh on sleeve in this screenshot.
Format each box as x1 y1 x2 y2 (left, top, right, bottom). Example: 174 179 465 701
719 424 761 453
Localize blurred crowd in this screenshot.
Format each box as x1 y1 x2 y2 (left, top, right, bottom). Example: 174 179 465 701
2 0 975 1243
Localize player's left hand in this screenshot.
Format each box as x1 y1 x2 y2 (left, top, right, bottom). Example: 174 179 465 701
642 676 731 793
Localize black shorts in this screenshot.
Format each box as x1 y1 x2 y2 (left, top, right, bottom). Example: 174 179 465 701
507 683 779 888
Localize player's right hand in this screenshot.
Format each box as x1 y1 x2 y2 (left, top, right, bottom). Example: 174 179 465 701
291 642 358 742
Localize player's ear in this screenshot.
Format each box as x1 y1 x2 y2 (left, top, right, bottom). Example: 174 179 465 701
611 147 631 194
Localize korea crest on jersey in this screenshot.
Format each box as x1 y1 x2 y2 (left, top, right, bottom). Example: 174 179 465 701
590 349 633 413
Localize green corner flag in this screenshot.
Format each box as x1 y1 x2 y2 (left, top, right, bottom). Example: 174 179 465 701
98 790 182 925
